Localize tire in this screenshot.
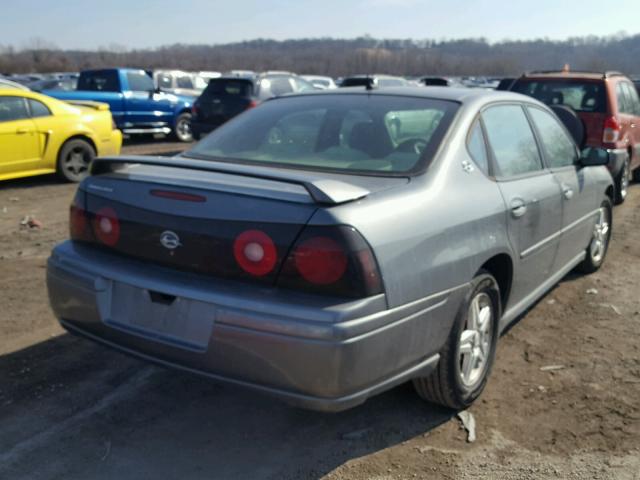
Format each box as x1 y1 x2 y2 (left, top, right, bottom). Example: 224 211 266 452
173 112 193 142
632 165 640 183
413 271 501 410
576 198 612 274
613 154 630 205
56 138 96 183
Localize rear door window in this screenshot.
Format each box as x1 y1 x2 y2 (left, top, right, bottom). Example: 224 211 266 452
528 107 578 168
482 105 543 177
621 82 640 116
27 99 51 118
467 120 490 175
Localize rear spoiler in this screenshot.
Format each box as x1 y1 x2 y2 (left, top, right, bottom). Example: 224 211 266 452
66 100 110 111
90 156 370 205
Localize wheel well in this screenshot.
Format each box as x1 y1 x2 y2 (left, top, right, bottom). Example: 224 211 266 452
59 135 97 158
479 254 513 312
605 185 614 202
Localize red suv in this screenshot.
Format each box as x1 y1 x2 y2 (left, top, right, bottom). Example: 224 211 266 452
511 70 640 204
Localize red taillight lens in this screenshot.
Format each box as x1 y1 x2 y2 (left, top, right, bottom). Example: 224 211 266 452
93 207 120 247
233 229 277 276
69 204 88 240
294 237 347 285
603 116 621 143
278 226 383 298
247 100 258 109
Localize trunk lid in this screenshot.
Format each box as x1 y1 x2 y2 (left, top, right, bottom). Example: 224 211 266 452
78 156 407 285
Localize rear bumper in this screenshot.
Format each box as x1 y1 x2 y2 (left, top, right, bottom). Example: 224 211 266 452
191 121 219 137
607 148 627 176
47 241 466 411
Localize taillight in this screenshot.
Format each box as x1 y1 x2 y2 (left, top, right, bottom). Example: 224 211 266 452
247 100 258 109
603 116 621 144
69 204 89 240
278 226 383 298
233 229 278 276
294 237 347 285
93 207 120 247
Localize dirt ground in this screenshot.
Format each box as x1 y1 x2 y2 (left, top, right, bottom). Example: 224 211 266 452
0 141 638 479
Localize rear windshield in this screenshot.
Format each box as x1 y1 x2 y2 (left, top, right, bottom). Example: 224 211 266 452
78 71 120 92
203 79 253 97
341 78 373 88
187 94 458 175
512 79 607 113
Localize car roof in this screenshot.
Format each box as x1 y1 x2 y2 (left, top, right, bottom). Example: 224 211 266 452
518 71 627 81
283 86 531 104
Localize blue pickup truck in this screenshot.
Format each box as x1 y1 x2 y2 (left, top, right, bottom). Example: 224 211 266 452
44 68 194 142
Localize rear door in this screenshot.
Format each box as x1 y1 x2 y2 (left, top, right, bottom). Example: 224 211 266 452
482 104 563 305
0 96 40 176
527 105 598 270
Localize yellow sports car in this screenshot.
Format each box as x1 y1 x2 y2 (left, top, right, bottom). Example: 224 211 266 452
0 89 121 182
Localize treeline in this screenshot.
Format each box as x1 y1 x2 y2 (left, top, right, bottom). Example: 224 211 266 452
2 34 640 76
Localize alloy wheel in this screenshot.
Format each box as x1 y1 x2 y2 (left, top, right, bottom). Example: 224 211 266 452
590 206 610 264
458 292 493 388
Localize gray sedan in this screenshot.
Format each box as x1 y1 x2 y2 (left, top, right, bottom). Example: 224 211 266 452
47 88 613 411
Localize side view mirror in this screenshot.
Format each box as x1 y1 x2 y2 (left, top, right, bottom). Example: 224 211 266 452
579 147 609 167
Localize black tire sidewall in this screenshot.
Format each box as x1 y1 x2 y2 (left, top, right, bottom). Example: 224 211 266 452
445 272 501 408
57 139 95 183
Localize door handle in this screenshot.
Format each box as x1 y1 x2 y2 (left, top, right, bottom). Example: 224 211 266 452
510 199 527 218
562 184 574 200
16 127 31 134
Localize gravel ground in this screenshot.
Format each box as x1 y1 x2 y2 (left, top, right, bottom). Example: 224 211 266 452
0 144 638 479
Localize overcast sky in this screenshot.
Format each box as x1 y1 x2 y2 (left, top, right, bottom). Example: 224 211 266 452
4 0 639 50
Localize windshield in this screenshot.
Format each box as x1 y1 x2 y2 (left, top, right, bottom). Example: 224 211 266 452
187 94 458 175
512 79 607 113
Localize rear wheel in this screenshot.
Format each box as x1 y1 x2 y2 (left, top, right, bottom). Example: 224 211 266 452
413 272 500 409
173 112 193 142
576 198 612 274
56 138 95 182
614 155 630 205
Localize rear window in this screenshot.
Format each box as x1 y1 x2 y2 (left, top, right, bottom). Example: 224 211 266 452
187 94 458 176
78 71 120 92
203 79 253 97
512 79 607 113
341 78 373 88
